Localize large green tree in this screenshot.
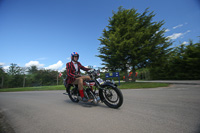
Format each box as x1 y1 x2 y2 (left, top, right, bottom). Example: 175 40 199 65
97 7 172 81
168 41 200 79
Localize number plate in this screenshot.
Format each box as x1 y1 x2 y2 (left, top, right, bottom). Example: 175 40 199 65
97 78 104 85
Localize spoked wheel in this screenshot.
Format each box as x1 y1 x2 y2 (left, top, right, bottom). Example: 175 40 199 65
67 86 79 103
101 85 123 109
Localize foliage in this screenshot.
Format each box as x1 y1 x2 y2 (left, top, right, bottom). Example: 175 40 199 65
0 66 6 88
0 85 66 92
97 6 172 82
150 41 200 79
0 64 64 88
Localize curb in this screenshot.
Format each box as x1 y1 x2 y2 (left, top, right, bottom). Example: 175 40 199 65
136 81 200 85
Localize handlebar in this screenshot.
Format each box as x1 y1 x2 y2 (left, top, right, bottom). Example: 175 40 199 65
87 69 100 77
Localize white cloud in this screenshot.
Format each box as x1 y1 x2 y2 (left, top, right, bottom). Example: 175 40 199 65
45 60 63 70
165 29 170 32
185 30 191 34
173 24 183 29
0 62 5 66
167 30 191 40
166 23 188 34
0 63 9 71
25 61 44 68
59 67 66 72
3 66 10 71
182 41 188 45
67 57 70 60
167 33 183 40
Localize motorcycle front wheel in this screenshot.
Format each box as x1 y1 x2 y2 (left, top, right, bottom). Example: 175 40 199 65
100 85 123 109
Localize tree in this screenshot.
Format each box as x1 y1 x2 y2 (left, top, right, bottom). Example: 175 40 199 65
28 65 38 74
183 41 200 79
0 65 5 88
168 41 200 79
8 63 22 75
150 40 200 80
97 7 172 82
7 64 24 88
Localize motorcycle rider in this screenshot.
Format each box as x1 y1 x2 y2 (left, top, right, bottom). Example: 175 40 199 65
66 52 92 102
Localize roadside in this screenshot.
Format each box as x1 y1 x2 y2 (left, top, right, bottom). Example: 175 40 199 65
136 80 200 85
0 82 169 92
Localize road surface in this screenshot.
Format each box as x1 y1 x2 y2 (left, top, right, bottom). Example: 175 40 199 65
0 84 200 133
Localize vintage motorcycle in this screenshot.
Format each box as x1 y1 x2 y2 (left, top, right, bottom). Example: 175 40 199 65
65 69 123 109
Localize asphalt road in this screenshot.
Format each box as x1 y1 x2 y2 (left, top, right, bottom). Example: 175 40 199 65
0 84 200 133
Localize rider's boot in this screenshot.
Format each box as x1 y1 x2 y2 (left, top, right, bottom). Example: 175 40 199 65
79 90 92 102
78 96 90 102
82 97 88 102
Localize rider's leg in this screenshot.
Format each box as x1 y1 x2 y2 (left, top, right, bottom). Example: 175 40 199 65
72 76 91 98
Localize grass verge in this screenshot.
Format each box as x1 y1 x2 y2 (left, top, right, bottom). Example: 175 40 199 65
118 82 169 89
0 82 169 92
0 85 66 92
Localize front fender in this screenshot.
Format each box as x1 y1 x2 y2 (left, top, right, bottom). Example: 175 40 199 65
101 81 117 88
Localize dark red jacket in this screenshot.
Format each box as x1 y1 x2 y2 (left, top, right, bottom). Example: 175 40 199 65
66 61 90 85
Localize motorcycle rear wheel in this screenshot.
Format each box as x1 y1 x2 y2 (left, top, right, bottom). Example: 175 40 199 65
67 86 79 103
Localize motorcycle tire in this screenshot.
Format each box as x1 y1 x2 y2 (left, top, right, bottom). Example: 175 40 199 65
67 86 79 103
100 85 123 109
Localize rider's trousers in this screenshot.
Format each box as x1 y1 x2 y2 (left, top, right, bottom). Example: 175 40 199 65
72 75 91 90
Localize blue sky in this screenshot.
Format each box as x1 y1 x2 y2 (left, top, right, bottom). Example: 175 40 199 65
1 0 200 72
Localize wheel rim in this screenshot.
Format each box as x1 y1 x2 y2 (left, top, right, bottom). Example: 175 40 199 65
103 87 119 104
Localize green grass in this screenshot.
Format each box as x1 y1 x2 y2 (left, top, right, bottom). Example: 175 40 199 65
118 82 169 89
0 82 169 92
0 85 66 92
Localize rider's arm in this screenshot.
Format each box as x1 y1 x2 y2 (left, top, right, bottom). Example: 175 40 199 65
78 62 91 71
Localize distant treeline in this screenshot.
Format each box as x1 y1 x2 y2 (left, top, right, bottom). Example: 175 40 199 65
149 41 200 80
0 65 64 88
